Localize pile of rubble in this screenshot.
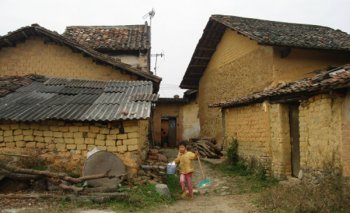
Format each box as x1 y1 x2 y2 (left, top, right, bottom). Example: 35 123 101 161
133 148 168 185
187 137 223 159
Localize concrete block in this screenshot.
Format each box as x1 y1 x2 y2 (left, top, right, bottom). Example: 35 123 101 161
10 124 19 129
36 142 46 148
56 144 66 151
87 133 96 138
77 144 87 150
6 142 15 148
64 138 74 144
74 132 83 138
107 146 117 152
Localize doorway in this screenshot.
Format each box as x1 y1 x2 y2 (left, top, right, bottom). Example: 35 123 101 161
289 103 300 177
161 117 177 148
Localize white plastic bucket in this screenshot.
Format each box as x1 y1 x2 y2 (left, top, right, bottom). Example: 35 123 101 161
167 162 177 175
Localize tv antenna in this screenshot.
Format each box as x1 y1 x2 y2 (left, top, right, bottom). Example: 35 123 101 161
143 8 155 27
151 52 164 75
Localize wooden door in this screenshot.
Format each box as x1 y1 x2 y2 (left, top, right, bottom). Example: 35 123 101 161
161 119 169 147
289 104 300 177
168 118 177 148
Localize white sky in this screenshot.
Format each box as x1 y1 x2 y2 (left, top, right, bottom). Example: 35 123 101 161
1 0 350 97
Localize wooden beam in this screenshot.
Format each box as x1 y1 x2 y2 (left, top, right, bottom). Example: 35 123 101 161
197 47 215 51
189 64 207 68
193 56 211 60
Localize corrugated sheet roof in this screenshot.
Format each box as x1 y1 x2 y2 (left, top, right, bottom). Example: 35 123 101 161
0 76 158 122
210 65 350 108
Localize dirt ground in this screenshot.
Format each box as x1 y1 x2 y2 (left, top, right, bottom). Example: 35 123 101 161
152 148 259 213
1 148 259 213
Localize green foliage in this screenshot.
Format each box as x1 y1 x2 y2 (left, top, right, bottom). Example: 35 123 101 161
227 138 239 164
166 174 182 198
261 167 350 212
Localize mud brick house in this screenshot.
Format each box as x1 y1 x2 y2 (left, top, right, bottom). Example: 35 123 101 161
152 90 199 147
180 15 350 144
0 24 160 87
211 65 350 178
63 23 151 72
0 75 158 176
0 24 161 176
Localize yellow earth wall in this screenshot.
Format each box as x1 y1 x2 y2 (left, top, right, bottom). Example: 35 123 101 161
273 48 350 82
0 37 136 81
0 119 149 176
299 95 343 173
224 103 271 168
199 29 274 143
182 99 200 140
152 103 183 146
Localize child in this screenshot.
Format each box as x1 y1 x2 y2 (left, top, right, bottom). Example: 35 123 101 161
173 141 198 199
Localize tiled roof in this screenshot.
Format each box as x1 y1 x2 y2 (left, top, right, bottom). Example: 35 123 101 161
0 76 158 122
0 75 44 97
210 65 350 108
0 24 161 90
180 15 350 89
212 15 350 51
63 24 150 51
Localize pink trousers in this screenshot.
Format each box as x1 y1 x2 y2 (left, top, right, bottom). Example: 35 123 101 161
180 172 193 196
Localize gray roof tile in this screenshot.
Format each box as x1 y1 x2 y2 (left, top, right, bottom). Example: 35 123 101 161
0 76 157 122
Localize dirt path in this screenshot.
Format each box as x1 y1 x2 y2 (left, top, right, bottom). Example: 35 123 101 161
1 149 259 213
154 148 259 213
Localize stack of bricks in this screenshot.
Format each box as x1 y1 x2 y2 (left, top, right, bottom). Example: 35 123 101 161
0 119 148 174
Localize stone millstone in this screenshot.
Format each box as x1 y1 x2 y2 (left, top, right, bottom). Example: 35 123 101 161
83 151 126 187
155 184 171 198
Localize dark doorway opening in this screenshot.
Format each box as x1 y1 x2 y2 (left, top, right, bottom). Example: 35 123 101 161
161 117 177 148
289 103 300 177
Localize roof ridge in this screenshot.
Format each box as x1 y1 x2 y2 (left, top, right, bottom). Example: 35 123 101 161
211 14 338 30
0 24 161 87
65 24 147 28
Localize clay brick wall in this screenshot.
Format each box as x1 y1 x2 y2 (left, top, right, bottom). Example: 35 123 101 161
0 37 136 81
0 119 149 176
268 103 292 178
299 95 343 172
224 103 271 168
199 29 273 143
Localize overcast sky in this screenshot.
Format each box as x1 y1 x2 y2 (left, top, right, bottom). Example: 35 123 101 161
1 0 350 97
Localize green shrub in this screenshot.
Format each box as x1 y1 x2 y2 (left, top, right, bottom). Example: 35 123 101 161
227 138 239 164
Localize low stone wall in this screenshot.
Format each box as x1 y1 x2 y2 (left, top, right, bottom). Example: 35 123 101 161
0 119 149 176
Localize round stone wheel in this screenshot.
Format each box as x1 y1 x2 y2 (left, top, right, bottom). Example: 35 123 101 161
83 151 126 187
